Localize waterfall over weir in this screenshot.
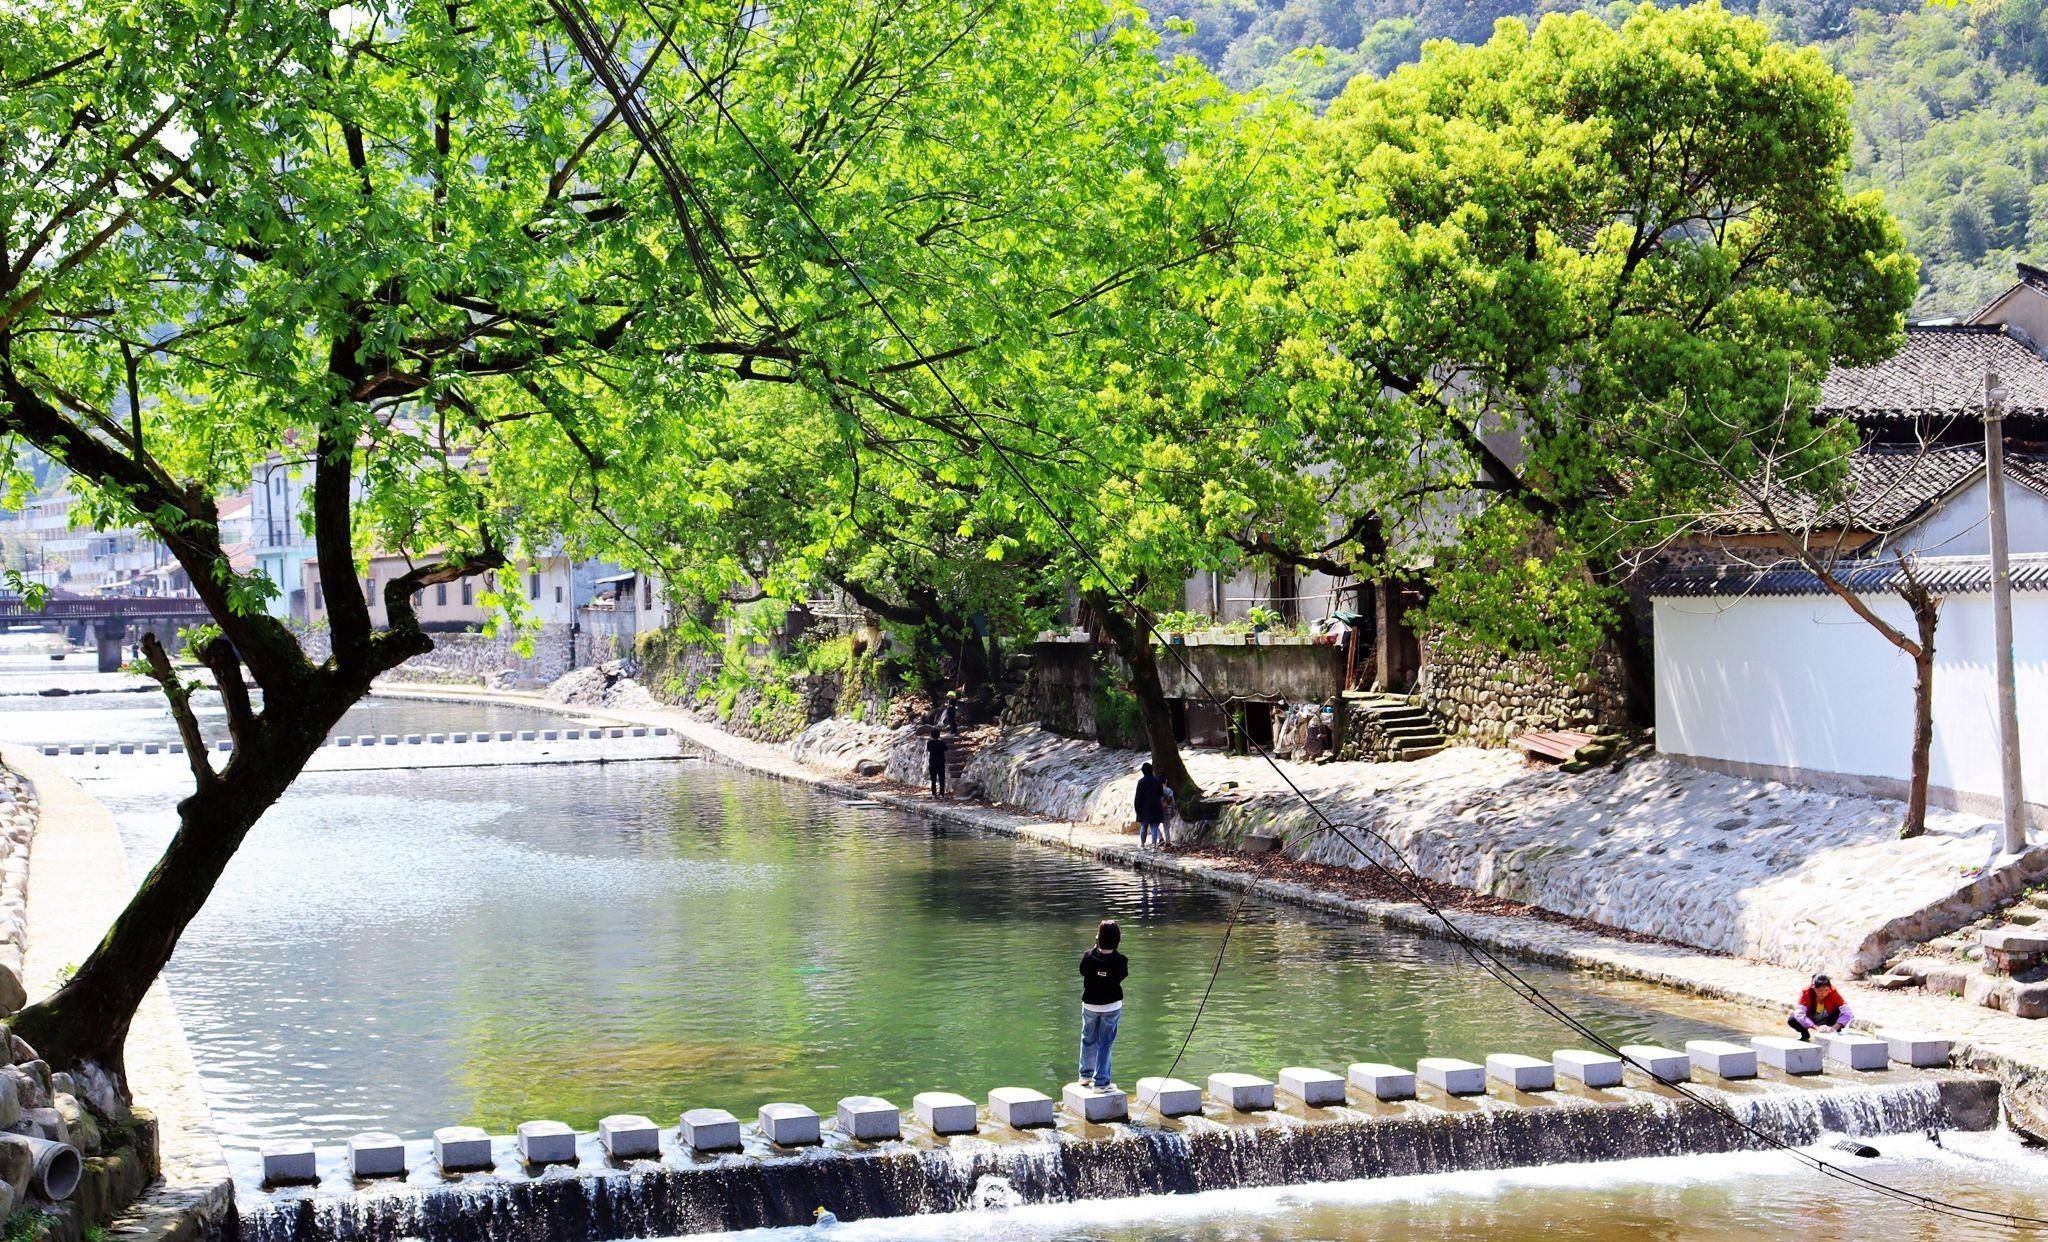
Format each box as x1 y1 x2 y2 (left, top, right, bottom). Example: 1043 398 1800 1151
230 1074 1998 1242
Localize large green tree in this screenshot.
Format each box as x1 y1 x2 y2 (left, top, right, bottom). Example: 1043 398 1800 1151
1277 3 1915 704
0 0 1249 1079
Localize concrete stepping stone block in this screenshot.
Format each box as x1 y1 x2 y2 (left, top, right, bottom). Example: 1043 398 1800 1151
835 1096 901 1141
564 730 582 740
654 727 671 736
1134 1077 1203 1117
516 1120 577 1166
988 1087 1054 1128
1486 1053 1555 1092
1207 1072 1275 1111
1063 1082 1128 1123
450 733 469 743
631 727 648 737
66 745 84 755
335 736 354 747
542 730 559 741
1278 1066 1347 1106
497 731 516 741
381 735 399 745
117 742 134 754
599 1114 661 1158
143 743 159 754
213 740 231 751
404 734 423 745
518 730 537 741
1416 1058 1485 1096
609 728 626 738
38 747 54 757
1620 1045 1691 1084
433 1125 494 1172
1686 1040 1758 1080
1751 1036 1824 1075
358 735 376 746
913 1091 977 1135
169 741 184 753
93 744 110 754
1817 1032 1889 1071
680 1108 741 1152
261 1142 317 1184
1553 1051 1624 1088
427 733 445 744
347 1132 406 1178
758 1103 822 1146
1882 1033 1951 1068
1348 1063 1417 1101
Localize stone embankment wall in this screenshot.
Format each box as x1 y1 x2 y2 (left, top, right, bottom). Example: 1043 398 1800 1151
296 625 575 687
784 720 2039 974
1420 643 1630 745
0 770 33 1017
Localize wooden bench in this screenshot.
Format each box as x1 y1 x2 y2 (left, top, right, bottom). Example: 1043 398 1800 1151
1513 729 1595 763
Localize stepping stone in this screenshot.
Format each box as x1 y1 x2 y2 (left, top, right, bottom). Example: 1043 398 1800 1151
835 1096 901 1141
608 728 626 738
66 745 84 755
261 1142 317 1185
564 730 582 740
142 743 158 754
117 742 134 754
1063 1082 1128 1123
1686 1040 1758 1080
433 1126 494 1172
1817 1032 1889 1071
94 744 110 754
630 727 648 737
1619 1045 1691 1084
347 1132 406 1178
518 730 537 741
654 727 671 736
1486 1053 1555 1092
541 730 559 740
38 747 55 757
426 733 445 744
1134 1077 1203 1117
1882 1033 1951 1068
335 736 354 747
599 1114 661 1158
1277 1066 1346 1107
1553 1050 1624 1088
1207 1072 1275 1111
913 1091 977 1135
451 733 469 743
169 742 184 753
516 1120 576 1166
358 736 376 746
1348 1063 1416 1101
758 1103 821 1146
987 1087 1054 1128
213 741 230 751
680 1108 740 1152
381 735 399 745
1752 1037 1824 1075
497 731 516 741
404 734 423 745
1416 1058 1485 1096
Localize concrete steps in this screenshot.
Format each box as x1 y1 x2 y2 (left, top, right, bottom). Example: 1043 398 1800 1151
1344 693 1446 763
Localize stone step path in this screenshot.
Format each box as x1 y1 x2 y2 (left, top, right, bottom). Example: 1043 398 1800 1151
251 1034 1960 1193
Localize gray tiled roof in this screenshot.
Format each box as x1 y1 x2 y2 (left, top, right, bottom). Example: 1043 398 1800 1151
1651 553 2048 599
1704 446 2048 535
1820 325 2048 420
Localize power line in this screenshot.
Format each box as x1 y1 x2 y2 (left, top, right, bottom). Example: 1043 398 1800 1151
572 18 2048 1230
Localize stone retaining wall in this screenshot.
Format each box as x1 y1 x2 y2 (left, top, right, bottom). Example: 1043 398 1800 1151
293 626 575 688
0 769 33 1017
1420 642 1630 745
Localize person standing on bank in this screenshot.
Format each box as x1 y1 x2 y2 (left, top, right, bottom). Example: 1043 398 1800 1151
1078 919 1128 1090
925 727 949 798
1134 762 1172 849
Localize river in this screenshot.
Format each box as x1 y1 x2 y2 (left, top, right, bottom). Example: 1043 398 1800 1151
6 636 2047 1239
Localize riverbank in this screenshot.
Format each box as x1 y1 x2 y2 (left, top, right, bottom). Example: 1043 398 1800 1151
378 683 2048 1138
7 745 231 1240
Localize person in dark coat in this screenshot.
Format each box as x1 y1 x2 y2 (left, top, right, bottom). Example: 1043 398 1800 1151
925 727 949 798
1134 762 1173 848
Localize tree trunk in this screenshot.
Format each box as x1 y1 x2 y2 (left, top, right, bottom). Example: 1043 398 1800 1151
11 706 337 1078
1088 590 1202 816
1900 598 1938 839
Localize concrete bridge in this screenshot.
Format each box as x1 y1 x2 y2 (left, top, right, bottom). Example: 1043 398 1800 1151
1 595 214 670
233 1032 1979 1242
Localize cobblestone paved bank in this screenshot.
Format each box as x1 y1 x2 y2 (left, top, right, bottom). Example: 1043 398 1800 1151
380 686 2048 1140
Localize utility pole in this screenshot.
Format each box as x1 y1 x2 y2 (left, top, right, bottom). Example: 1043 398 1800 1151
1984 371 2028 854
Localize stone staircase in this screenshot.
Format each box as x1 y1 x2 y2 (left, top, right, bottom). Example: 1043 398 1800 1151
1882 887 2048 1019
1340 692 1446 763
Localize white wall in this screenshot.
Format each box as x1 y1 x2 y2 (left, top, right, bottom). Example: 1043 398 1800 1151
1890 477 2048 559
1654 591 2048 811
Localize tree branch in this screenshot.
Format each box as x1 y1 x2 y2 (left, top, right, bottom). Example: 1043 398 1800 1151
140 632 216 789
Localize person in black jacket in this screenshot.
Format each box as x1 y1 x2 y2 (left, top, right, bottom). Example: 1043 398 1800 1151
1133 763 1173 849
925 728 948 798
1078 919 1129 1090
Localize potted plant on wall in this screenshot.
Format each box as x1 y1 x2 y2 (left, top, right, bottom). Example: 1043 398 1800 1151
1246 605 1281 644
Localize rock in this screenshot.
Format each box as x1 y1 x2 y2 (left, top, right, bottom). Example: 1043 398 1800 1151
21 1105 67 1144
52 1094 95 1154
7 1036 33 1066
1870 972 1916 990
0 967 23 1019
2013 980 2048 1019
854 760 885 777
0 1135 30 1201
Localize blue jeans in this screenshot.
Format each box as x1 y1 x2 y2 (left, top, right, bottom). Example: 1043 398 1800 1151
1079 1007 1121 1086
1138 819 1165 846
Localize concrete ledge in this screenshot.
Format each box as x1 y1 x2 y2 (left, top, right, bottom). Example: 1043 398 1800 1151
236 1076 1999 1242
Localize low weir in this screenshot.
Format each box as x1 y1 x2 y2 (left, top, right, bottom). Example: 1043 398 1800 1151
230 1057 1998 1242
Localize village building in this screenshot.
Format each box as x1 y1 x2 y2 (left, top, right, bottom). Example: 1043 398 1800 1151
1649 264 2048 825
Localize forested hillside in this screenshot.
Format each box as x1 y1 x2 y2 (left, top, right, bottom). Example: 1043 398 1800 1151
1159 0 2048 316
